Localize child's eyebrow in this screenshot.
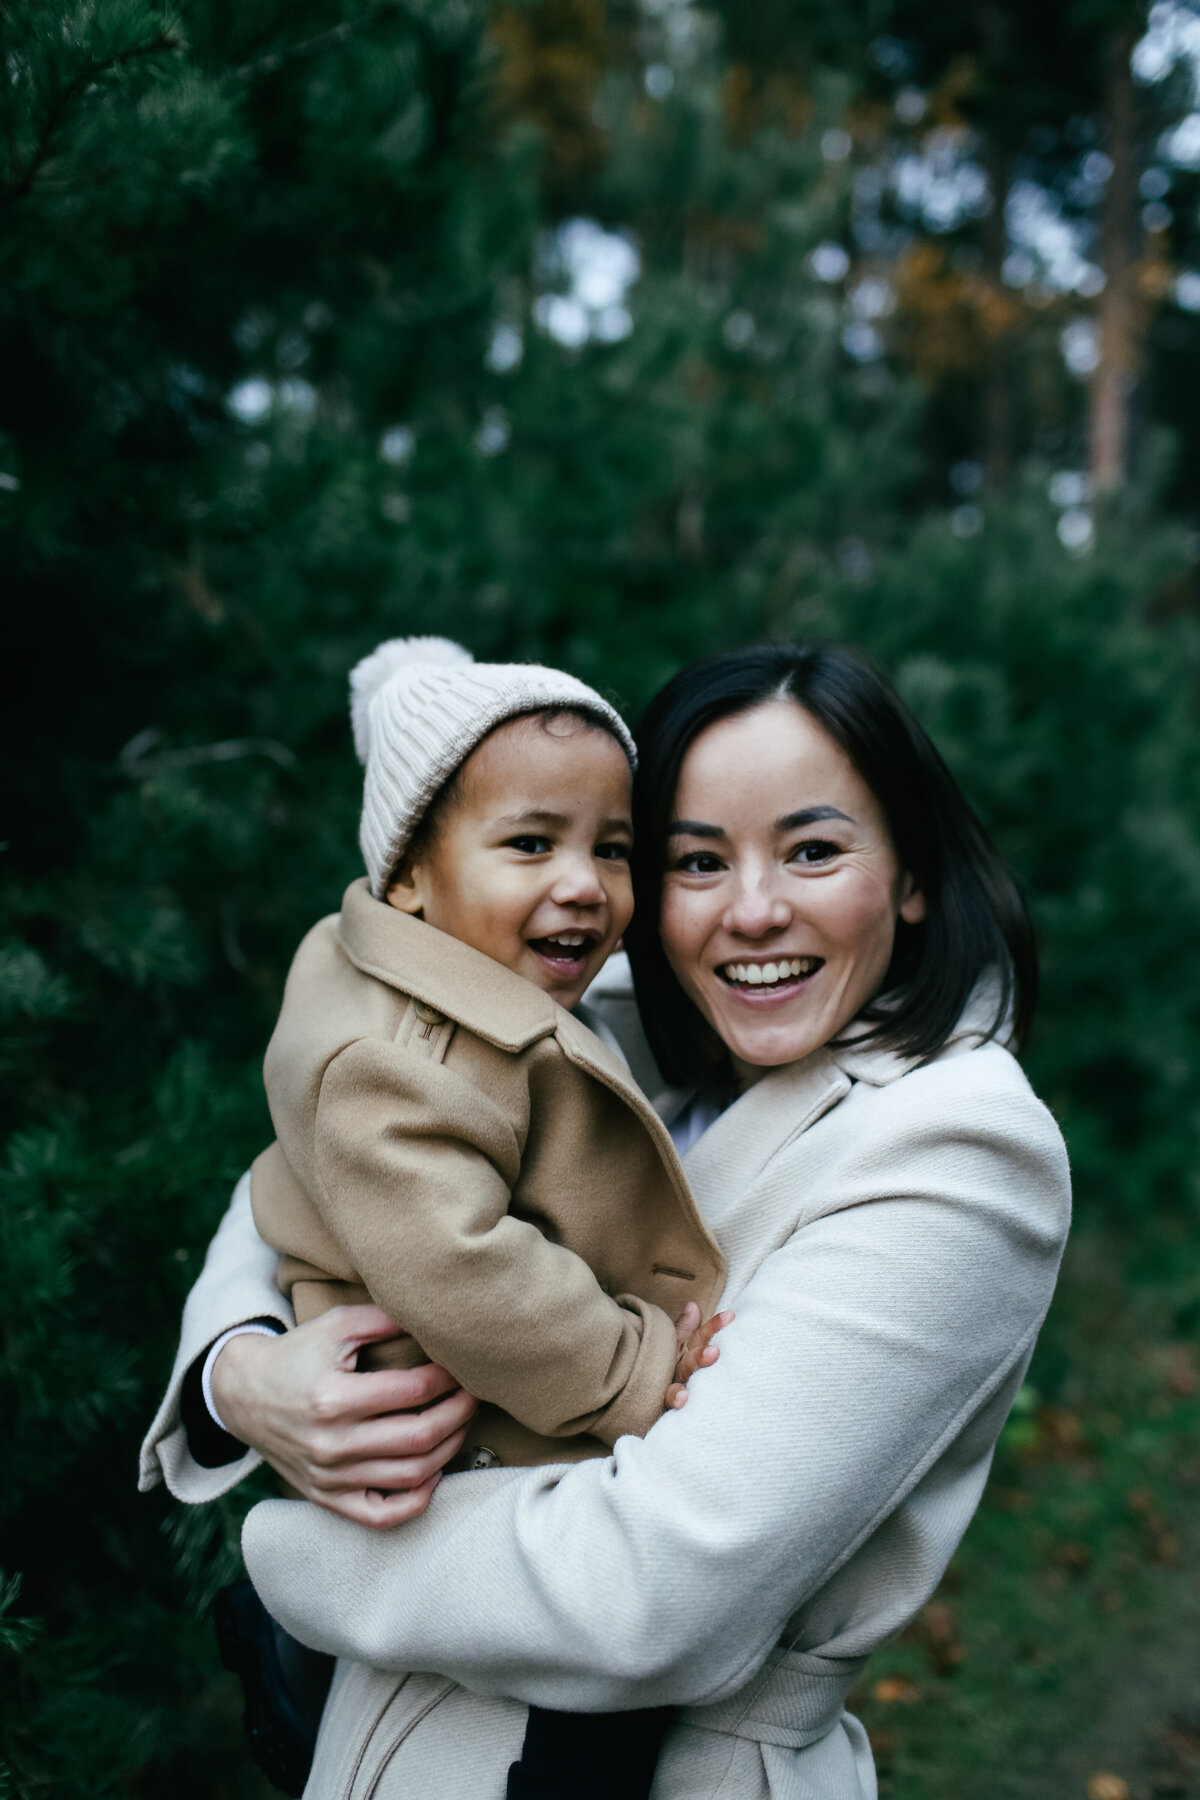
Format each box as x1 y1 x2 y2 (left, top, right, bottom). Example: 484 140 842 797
497 809 633 835
498 810 570 829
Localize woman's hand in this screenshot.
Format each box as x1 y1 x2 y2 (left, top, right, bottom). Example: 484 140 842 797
210 1305 477 1531
666 1306 734 1410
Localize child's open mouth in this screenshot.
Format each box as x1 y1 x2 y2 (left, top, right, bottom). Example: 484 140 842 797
527 932 600 976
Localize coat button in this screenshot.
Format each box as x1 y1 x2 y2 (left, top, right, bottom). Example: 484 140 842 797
413 1001 446 1027
465 1446 501 1470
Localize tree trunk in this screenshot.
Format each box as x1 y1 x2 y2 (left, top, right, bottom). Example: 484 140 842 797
981 141 1014 490
1090 29 1140 492
977 0 1014 490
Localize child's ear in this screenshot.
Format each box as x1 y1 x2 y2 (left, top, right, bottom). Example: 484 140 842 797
386 860 424 916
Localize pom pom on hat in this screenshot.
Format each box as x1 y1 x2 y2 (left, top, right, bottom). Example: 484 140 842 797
350 637 475 764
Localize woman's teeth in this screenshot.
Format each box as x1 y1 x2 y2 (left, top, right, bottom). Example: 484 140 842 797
721 957 820 988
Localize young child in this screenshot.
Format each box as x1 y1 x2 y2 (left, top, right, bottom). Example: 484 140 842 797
240 637 729 1799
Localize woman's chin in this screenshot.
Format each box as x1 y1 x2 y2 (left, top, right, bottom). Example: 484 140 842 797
703 977 824 1066
729 1031 822 1080
721 1012 830 1077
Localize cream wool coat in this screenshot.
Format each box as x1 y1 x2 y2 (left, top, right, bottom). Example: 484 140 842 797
140 963 1070 1800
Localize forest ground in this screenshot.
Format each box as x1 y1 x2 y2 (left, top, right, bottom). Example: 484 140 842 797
856 1222 1200 1800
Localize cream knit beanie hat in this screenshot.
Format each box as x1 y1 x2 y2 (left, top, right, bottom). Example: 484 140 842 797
350 636 637 896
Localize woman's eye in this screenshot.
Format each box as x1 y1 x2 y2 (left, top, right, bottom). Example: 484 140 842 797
790 839 839 866
674 851 725 874
596 842 632 863
505 835 551 854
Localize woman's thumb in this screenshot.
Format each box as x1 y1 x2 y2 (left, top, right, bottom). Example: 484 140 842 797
329 1303 409 1353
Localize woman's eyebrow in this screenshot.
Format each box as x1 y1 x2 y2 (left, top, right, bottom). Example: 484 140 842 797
668 820 725 839
778 806 853 829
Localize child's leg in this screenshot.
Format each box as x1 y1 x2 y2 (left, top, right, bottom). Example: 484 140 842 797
506 1703 673 1800
214 1579 334 1798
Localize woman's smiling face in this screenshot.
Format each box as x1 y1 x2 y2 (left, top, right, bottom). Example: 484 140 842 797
660 700 926 1085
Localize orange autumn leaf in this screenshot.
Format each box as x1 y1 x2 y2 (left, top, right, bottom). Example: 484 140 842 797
873 1677 921 1704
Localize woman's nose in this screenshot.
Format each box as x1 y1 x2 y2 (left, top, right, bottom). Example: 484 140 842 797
723 872 790 939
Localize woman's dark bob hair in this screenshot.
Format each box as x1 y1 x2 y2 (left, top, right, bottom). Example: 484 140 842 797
625 643 1036 1093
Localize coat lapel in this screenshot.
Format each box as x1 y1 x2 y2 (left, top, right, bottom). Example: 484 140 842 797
336 878 559 1052
680 1053 851 1242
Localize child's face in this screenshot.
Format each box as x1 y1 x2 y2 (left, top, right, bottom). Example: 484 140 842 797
388 715 634 1009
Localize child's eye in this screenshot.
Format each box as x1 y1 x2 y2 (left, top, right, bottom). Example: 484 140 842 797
673 850 726 875
505 835 552 855
596 841 631 863
790 839 839 866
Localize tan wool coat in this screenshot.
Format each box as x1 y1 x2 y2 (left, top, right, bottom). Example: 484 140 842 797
250 878 725 1466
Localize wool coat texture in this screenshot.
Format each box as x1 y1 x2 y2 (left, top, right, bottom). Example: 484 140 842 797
140 959 1071 1800
250 878 724 1466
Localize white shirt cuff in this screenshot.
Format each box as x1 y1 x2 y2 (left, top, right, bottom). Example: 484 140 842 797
201 1322 284 1436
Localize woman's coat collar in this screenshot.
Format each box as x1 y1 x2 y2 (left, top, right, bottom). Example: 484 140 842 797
656 974 1012 1213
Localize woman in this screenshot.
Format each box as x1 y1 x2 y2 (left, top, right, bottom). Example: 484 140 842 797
141 643 1070 1799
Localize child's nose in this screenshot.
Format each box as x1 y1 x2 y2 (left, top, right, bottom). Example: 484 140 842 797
550 854 606 906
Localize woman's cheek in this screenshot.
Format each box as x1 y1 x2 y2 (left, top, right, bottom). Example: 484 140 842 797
824 875 902 983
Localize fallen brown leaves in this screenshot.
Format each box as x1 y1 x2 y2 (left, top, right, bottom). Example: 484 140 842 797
908 1599 968 1675
1086 1775 1129 1800
872 1676 921 1705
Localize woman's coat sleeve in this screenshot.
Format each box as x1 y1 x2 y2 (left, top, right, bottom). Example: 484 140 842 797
138 1172 291 1502
243 1051 1070 1709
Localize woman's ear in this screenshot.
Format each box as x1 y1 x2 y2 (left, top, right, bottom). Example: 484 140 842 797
898 873 926 925
386 860 425 916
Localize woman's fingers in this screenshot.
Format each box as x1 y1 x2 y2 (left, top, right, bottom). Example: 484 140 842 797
335 1357 465 1423
322 1474 445 1531
330 1302 413 1353
309 1427 471 1497
312 1388 478 1470
208 1313 478 1517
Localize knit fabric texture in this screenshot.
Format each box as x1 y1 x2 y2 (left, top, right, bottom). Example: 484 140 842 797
349 637 637 896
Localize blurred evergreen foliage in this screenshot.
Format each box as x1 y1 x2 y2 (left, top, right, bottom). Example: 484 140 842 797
2 0 1199 1793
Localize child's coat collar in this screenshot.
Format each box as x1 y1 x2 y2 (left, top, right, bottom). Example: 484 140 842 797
336 877 562 1054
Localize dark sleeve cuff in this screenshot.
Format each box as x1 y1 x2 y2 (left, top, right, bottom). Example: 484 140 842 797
180 1318 285 1469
